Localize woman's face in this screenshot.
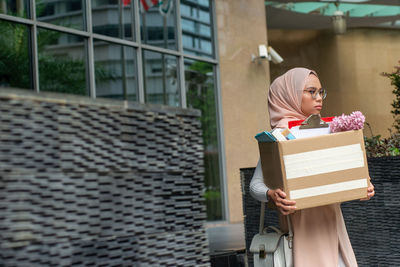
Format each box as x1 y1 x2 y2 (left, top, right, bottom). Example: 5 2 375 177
301 74 323 117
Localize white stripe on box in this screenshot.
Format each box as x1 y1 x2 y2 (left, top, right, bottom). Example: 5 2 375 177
283 144 364 180
289 178 368 200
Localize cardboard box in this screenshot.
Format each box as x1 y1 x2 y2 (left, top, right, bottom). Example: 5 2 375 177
258 129 370 210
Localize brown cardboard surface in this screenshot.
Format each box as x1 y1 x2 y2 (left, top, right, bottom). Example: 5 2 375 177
286 167 368 191
258 129 370 210
359 130 371 184
294 188 367 210
258 142 284 190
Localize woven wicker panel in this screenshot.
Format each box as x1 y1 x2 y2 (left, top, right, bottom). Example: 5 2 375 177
240 168 279 267
341 156 400 267
0 94 210 267
241 156 400 267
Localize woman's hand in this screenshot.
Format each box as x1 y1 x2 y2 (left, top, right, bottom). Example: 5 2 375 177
268 189 296 215
360 182 375 201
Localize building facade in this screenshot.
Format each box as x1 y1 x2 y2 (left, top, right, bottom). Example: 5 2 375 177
0 0 272 228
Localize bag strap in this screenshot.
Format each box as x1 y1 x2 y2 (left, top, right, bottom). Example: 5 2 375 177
286 214 293 249
259 200 294 248
259 201 266 234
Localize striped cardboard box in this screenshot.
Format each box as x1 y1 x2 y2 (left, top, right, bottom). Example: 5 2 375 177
258 129 370 210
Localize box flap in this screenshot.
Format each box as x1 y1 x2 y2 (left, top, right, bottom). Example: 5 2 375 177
279 130 364 155
258 142 284 190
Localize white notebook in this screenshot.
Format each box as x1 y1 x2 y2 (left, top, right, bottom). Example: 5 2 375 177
290 125 331 139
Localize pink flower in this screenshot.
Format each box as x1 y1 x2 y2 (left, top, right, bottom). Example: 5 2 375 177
330 111 365 133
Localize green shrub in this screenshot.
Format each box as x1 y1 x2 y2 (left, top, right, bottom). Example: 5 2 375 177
364 123 400 157
364 62 400 157
382 61 400 132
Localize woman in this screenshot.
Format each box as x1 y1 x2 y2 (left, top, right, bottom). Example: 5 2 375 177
250 67 375 267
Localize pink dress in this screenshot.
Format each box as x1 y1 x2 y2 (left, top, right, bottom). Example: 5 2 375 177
289 204 358 267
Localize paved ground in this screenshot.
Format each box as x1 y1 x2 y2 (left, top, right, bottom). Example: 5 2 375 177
206 223 245 253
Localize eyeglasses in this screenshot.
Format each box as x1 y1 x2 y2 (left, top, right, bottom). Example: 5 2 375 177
303 87 327 100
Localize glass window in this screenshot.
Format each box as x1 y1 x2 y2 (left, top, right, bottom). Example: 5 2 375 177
184 59 222 221
143 50 180 107
181 18 195 32
94 40 137 101
92 0 118 7
198 9 210 23
0 0 29 18
180 0 214 58
36 0 84 31
198 0 209 8
37 28 87 95
200 39 212 54
0 20 32 90
199 24 211 37
140 2 177 50
180 3 191 17
182 34 193 48
92 0 135 41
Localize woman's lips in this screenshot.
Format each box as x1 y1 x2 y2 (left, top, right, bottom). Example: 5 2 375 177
315 105 322 110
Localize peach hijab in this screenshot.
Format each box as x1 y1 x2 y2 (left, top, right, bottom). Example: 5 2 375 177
268 67 317 129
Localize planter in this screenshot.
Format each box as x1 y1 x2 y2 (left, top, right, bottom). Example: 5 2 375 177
241 156 400 266
341 156 400 266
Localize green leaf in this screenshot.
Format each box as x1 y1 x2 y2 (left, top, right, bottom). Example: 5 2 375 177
389 147 400 156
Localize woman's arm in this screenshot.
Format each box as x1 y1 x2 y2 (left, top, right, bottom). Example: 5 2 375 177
249 159 269 202
360 182 375 201
250 159 297 215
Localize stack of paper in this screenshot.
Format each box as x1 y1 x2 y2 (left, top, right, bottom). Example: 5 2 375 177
290 126 331 139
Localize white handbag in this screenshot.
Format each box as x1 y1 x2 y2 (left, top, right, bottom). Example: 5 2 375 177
250 202 293 267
